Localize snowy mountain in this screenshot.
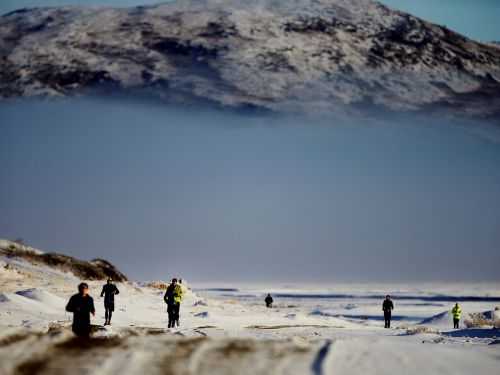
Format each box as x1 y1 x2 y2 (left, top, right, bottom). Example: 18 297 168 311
1 0 500 118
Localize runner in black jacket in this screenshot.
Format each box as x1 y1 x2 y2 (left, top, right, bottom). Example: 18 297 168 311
265 294 274 308
66 283 95 337
101 278 120 325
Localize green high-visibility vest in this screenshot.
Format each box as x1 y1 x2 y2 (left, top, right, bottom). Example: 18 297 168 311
452 306 462 319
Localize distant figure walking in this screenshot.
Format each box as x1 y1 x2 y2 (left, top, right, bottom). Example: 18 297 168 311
164 278 184 328
265 293 274 308
66 282 95 337
100 278 120 326
382 295 394 328
452 303 462 329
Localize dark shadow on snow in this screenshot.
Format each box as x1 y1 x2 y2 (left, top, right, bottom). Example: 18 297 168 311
273 293 500 303
442 328 500 339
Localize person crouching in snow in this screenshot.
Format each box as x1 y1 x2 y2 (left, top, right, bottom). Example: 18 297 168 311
66 282 95 337
164 278 184 328
452 303 462 329
100 278 120 326
265 293 274 308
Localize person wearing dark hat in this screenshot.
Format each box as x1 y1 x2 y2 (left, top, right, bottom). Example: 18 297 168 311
100 278 120 326
66 282 95 337
382 295 394 328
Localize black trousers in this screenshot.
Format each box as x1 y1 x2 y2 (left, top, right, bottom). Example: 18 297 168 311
105 303 114 323
384 311 392 328
453 318 460 329
72 323 91 337
168 303 180 328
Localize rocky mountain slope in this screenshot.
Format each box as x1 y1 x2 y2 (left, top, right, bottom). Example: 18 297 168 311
1 0 500 118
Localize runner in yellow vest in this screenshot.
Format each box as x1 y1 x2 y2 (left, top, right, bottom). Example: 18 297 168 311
452 303 462 329
164 278 184 328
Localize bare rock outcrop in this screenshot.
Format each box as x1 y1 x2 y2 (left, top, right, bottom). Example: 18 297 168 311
0 239 127 281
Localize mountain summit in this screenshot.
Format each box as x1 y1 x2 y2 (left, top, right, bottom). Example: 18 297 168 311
1 0 499 117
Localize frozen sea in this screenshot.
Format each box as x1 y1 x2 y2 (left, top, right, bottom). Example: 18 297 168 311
194 283 500 329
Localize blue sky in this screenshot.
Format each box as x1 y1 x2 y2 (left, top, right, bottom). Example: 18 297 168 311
380 0 500 41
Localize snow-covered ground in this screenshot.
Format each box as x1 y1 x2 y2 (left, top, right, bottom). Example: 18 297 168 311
1 252 499 374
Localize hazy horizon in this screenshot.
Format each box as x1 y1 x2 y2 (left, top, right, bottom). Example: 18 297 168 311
2 98 500 283
1 0 500 284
